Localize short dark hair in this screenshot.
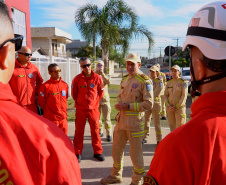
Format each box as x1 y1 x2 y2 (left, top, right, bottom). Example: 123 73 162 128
48 63 58 72
0 1 12 27
79 57 89 63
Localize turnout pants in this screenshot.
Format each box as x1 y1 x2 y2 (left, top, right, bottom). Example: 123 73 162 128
166 106 186 132
73 108 103 155
144 103 162 142
160 95 166 117
111 128 145 185
99 103 112 136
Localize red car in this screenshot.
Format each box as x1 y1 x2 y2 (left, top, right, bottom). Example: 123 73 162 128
160 68 171 81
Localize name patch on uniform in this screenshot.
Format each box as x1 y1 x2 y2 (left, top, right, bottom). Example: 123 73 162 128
40 92 45 97
52 93 59 95
178 83 181 87
62 90 66 96
80 86 87 88
184 83 187 88
146 84 152 91
132 83 138 89
143 175 158 185
17 75 25 77
90 83 95 88
28 73 34 78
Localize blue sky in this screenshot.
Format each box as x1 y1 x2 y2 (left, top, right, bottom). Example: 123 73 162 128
30 0 215 58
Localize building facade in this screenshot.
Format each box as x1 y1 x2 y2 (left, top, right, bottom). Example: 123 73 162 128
31 27 73 58
5 0 31 48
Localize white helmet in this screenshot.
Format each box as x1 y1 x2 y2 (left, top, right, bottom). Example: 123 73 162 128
183 1 226 60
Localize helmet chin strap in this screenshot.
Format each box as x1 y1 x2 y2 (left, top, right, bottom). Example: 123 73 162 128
190 58 226 91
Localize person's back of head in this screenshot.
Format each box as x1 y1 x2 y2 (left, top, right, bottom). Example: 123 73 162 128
0 1 22 84
183 1 226 94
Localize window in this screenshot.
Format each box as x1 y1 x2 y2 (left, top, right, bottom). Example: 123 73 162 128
11 7 27 46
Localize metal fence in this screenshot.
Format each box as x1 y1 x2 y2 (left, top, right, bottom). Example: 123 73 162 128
31 55 81 96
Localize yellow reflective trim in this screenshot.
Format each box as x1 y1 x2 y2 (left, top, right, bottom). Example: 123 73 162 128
134 103 136 111
114 161 123 167
144 129 149 133
156 131 162 135
181 114 186 118
134 167 145 174
126 113 139 116
137 103 140 111
141 123 145 126
135 76 145 84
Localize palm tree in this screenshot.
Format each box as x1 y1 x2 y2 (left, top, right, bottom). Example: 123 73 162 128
75 0 154 68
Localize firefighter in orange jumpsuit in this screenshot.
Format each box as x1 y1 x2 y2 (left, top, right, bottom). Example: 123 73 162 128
9 46 43 113
144 66 164 144
38 63 69 134
164 65 188 132
95 60 112 141
0 3 81 184
144 2 226 184
71 57 105 163
101 53 153 185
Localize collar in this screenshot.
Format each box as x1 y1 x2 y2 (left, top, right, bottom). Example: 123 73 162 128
0 82 19 104
50 77 61 84
191 91 226 118
15 58 32 69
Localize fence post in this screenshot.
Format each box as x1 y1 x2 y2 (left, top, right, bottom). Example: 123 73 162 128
67 58 71 97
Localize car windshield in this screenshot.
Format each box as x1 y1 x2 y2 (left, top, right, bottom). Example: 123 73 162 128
182 70 190 76
160 69 169 72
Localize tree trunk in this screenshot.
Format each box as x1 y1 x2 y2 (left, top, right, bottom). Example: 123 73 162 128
92 33 96 60
101 40 109 74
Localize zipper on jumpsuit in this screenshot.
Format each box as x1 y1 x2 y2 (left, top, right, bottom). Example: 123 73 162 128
86 77 89 110
58 82 63 116
25 68 29 105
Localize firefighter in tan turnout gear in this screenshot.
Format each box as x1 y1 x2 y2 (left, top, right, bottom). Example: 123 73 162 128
100 53 153 185
143 66 164 144
95 60 112 141
164 65 188 132
155 63 167 120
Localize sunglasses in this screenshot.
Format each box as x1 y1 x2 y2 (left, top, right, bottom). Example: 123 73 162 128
81 64 91 68
0 34 23 51
50 69 61 73
18 52 32 57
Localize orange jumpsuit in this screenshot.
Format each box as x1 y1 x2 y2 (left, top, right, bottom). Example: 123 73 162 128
38 77 69 134
71 70 104 155
144 91 226 185
9 59 43 113
0 82 81 185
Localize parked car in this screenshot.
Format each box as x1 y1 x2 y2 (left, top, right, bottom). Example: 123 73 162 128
145 64 152 68
181 67 191 86
160 68 171 81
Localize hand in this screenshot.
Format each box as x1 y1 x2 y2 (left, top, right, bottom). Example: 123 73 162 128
114 102 129 111
169 106 175 112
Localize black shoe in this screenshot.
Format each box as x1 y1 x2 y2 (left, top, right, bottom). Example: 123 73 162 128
76 154 82 163
142 139 147 145
107 135 112 142
99 133 104 137
93 154 105 161
161 116 167 120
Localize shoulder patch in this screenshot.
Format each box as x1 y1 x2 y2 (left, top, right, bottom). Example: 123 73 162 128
140 74 150 80
143 175 158 185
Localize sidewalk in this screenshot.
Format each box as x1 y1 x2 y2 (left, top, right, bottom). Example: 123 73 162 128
68 122 170 185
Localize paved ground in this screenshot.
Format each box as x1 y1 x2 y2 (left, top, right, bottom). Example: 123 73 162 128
68 122 170 185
